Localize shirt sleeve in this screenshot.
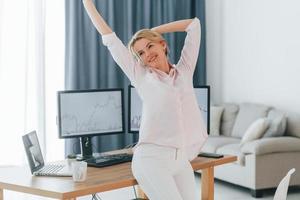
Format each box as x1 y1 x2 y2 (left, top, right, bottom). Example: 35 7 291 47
102 32 146 87
176 17 201 76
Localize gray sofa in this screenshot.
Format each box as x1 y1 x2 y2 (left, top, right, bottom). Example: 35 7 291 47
201 103 300 197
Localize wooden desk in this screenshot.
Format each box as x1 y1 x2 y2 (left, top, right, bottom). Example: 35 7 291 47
0 155 236 200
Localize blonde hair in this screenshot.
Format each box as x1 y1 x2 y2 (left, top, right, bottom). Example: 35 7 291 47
128 29 169 62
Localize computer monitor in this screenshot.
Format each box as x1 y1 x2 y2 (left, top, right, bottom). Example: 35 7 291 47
194 86 210 133
128 85 210 134
57 88 124 160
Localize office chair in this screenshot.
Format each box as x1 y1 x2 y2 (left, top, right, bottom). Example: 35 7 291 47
273 168 296 200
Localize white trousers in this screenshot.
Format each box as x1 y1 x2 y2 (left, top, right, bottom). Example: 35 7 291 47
132 144 197 200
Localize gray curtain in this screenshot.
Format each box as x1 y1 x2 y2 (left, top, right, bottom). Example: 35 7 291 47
64 0 206 156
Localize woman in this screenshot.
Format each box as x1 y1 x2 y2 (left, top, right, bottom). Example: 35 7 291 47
83 0 208 199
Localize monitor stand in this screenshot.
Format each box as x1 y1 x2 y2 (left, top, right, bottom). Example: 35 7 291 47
76 136 94 161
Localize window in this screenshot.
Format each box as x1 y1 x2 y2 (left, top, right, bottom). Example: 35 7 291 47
0 0 65 166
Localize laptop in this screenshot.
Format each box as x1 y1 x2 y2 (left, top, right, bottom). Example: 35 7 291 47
22 130 72 177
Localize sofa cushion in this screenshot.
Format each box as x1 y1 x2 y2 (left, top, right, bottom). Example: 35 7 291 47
216 143 245 165
231 103 271 138
263 110 287 138
201 136 240 153
241 137 300 155
210 106 224 136
240 118 269 145
220 103 239 137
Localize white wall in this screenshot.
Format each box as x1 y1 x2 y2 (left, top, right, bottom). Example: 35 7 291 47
206 0 300 113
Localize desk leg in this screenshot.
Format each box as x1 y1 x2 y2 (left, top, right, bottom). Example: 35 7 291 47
0 188 3 200
136 185 148 199
201 167 214 200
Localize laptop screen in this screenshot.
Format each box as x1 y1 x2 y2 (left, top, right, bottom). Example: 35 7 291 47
22 131 45 174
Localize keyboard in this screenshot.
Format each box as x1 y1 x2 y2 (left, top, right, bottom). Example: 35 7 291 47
36 164 64 175
86 153 133 168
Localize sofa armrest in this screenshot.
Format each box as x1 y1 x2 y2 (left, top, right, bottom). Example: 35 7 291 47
241 136 300 155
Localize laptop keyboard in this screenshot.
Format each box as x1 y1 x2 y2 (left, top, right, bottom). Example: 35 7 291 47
86 153 133 168
36 164 64 175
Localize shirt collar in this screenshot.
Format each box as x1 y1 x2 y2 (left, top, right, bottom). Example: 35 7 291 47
149 65 177 78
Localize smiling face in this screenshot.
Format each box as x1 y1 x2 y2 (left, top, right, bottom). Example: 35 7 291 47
128 29 170 70
133 38 168 69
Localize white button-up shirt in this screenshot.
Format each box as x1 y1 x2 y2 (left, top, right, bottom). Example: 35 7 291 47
102 18 207 160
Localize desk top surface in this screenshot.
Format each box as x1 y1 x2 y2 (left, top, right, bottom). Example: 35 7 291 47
0 155 236 199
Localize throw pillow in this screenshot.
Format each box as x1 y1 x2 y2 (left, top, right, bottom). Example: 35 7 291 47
263 110 287 137
285 112 300 138
240 118 269 146
231 103 270 138
220 103 239 136
210 106 224 136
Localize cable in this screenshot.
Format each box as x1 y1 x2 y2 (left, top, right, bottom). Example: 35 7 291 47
124 142 137 149
91 193 103 200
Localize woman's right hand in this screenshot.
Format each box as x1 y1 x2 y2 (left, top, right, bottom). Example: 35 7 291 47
82 0 113 35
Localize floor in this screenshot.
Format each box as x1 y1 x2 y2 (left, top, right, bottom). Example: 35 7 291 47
5 173 300 199
76 173 300 200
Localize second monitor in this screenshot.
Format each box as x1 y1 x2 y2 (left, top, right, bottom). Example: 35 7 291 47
128 85 210 134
